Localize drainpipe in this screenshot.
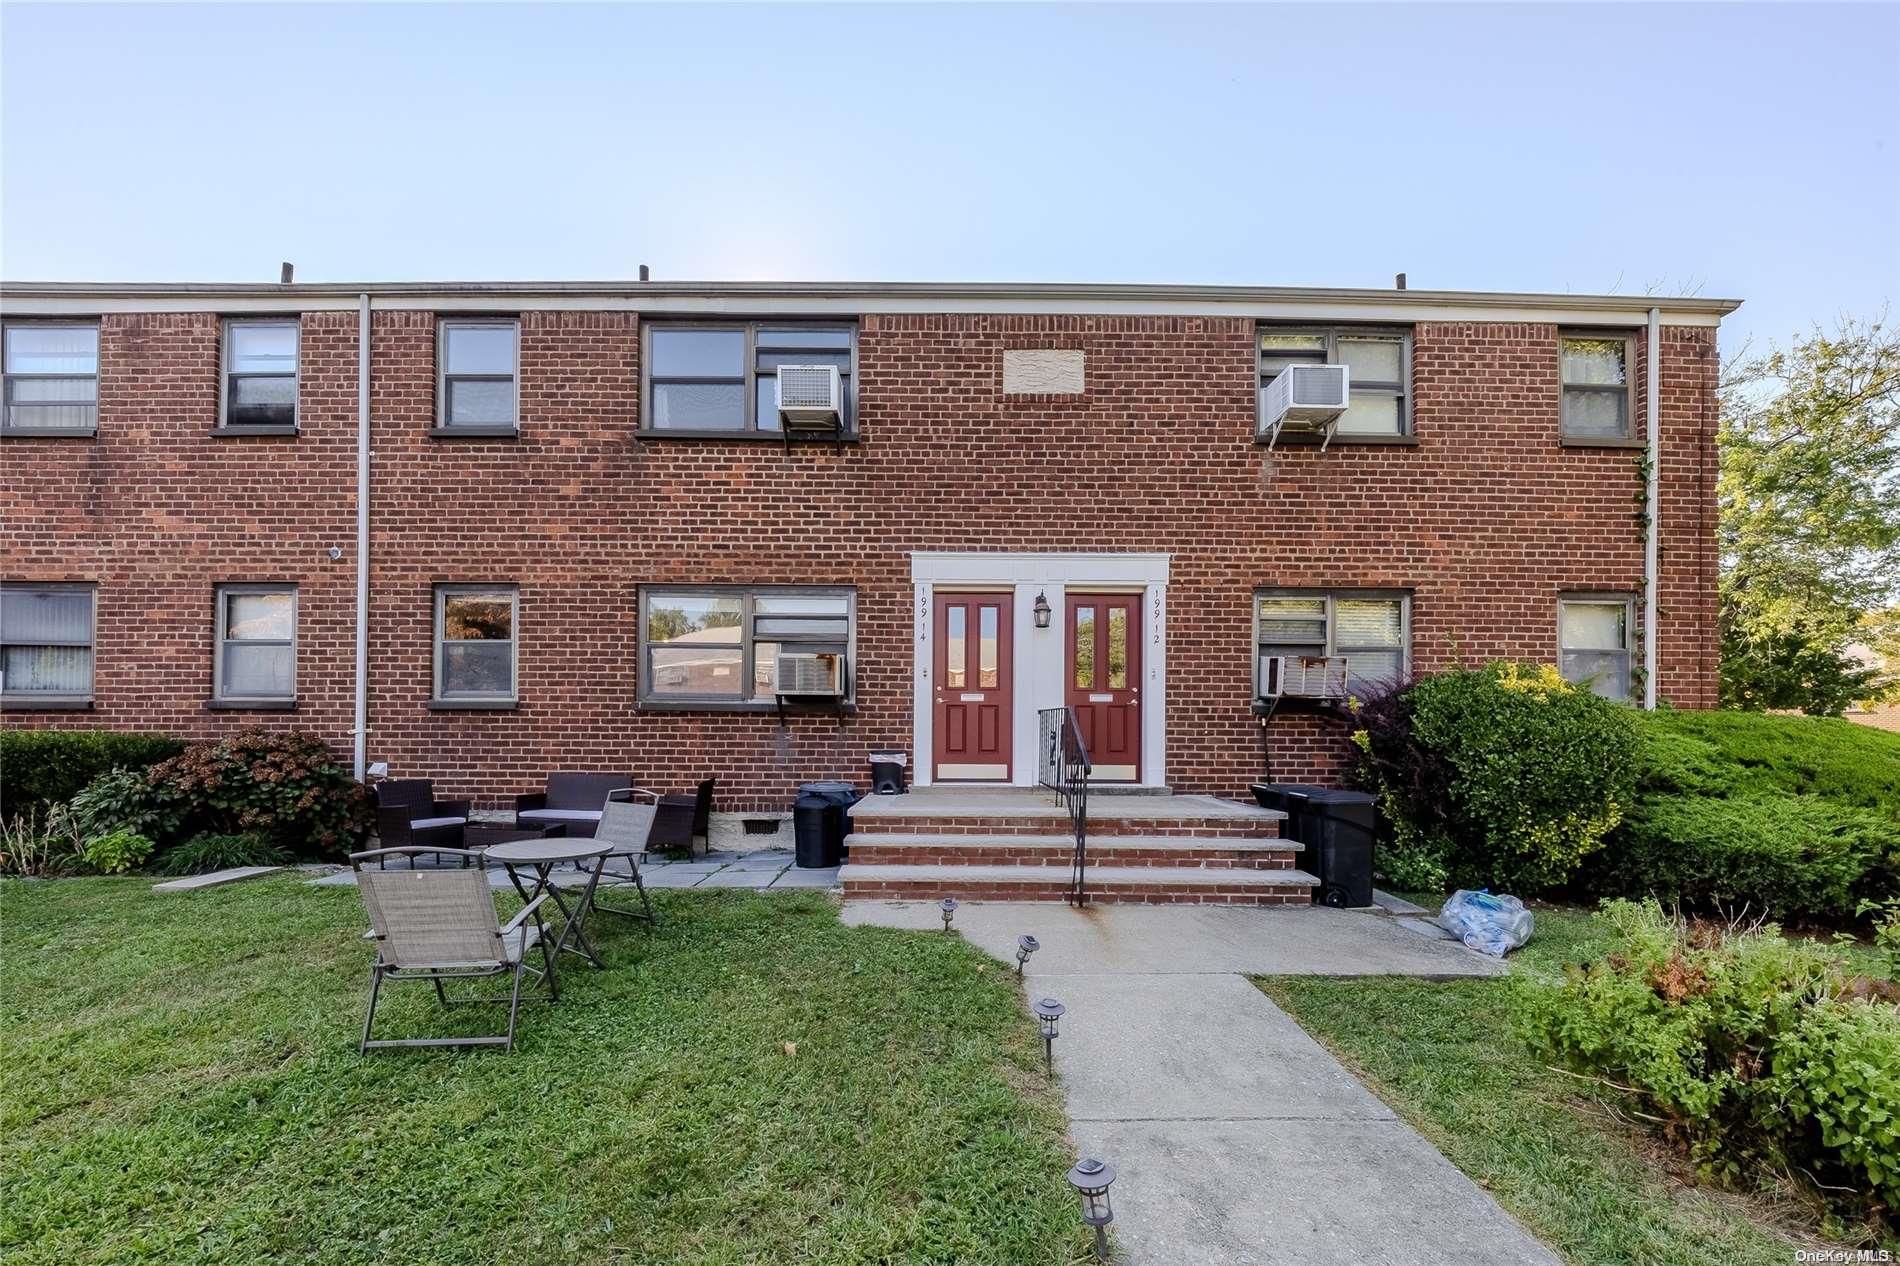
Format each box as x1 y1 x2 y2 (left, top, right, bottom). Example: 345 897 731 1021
1644 307 1661 710
353 293 371 779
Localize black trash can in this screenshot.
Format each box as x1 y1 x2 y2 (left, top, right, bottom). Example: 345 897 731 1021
796 780 862 866
1250 783 1376 908
869 751 908 796
793 791 842 869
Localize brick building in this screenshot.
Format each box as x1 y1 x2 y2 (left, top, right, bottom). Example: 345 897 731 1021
1 279 1733 815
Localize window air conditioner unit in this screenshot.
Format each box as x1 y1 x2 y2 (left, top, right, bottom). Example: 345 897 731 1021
776 364 844 433
1261 363 1350 452
775 649 845 697
1259 655 1350 702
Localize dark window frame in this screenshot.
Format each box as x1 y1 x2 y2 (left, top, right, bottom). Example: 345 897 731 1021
432 583 519 707
1557 592 1636 701
637 584 856 709
213 583 298 705
2 321 101 437
435 316 521 434
1253 587 1412 698
220 317 300 432
1257 325 1414 442
0 581 97 707
1558 331 1637 442
640 320 858 439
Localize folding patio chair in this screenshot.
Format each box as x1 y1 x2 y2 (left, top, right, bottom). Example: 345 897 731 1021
589 788 659 925
352 847 556 1053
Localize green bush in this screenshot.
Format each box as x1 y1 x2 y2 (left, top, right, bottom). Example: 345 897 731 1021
68 768 183 845
81 829 155 875
1517 900 1898 1229
1634 708 1900 816
0 731 185 820
154 832 289 876
148 729 367 859
1352 662 1642 892
1587 793 1899 921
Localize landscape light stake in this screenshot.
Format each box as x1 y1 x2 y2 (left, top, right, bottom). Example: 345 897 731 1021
1067 1156 1116 1262
939 897 957 932
1016 934 1040 975
1032 996 1065 1076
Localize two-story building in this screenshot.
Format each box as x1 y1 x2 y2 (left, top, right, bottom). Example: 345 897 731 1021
1 278 1732 829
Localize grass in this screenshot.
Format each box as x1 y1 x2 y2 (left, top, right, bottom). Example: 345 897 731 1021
0 876 1086 1266
1257 903 1844 1266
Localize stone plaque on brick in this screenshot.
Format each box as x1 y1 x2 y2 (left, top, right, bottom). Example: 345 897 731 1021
1002 348 1085 394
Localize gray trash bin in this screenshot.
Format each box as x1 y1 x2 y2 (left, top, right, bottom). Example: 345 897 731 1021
1250 783 1377 908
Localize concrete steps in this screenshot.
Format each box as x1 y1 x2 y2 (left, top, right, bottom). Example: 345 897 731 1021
842 789 1308 906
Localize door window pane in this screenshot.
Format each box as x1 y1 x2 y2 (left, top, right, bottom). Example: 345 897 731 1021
978 606 999 688
5 325 98 373
650 329 744 377
946 606 967 689
1073 606 1095 689
1107 607 1127 689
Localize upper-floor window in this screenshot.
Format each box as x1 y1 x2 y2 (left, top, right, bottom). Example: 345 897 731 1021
1559 595 1633 700
1259 327 1411 439
3 323 99 435
222 319 299 429
638 586 854 706
214 584 297 704
643 323 855 435
433 584 518 705
1255 589 1409 697
1 583 95 705
1559 334 1633 440
437 319 519 432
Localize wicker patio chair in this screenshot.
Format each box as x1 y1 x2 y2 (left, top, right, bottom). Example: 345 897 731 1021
588 788 659 925
352 847 555 1053
371 779 471 867
650 777 715 859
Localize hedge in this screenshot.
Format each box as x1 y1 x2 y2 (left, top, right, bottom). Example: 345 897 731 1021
0 731 186 821
1633 708 1900 816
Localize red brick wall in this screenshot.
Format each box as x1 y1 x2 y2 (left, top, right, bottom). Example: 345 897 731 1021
3 308 1721 809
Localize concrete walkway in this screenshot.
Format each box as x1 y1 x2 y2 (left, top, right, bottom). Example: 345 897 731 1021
843 902 1559 1266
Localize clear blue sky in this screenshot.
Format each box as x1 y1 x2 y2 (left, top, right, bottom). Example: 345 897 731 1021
4 2 1896 353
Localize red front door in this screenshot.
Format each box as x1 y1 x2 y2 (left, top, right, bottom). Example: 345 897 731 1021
1066 593 1141 782
933 592 1013 782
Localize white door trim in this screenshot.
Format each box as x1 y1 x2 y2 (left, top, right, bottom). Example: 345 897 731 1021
911 553 1169 789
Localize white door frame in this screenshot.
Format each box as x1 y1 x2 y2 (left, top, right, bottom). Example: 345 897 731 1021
911 552 1169 789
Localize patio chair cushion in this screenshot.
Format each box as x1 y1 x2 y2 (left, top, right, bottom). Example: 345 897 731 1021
409 816 468 830
519 808 604 823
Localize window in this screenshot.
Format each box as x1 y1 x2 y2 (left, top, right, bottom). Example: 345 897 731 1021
644 323 855 435
1560 334 1633 439
214 584 296 703
639 586 854 705
1 583 95 705
1255 590 1409 697
437 319 519 431
3 324 99 434
222 320 299 428
433 585 517 704
1259 327 1410 438
1559 596 1633 700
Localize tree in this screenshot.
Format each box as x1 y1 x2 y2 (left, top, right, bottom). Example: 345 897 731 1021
1718 316 1900 714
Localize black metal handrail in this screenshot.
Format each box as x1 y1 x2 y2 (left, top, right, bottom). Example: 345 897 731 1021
1038 706 1092 906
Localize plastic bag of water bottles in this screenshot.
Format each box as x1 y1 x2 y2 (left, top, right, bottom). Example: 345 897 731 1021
1437 889 1534 957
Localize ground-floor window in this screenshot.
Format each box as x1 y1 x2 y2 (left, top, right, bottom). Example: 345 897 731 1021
639 586 853 707
1255 589 1409 698
0 582 94 704
1558 594 1634 700
214 583 297 703
433 584 518 704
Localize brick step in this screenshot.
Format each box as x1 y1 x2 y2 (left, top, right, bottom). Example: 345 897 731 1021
839 862 1319 906
848 813 1281 840
844 832 1301 870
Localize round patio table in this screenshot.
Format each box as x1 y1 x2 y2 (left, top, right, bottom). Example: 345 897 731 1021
485 837 613 972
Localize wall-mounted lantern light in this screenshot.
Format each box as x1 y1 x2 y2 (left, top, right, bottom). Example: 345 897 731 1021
1033 591 1052 629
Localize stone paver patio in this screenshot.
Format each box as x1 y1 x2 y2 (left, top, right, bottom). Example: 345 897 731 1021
304 848 840 891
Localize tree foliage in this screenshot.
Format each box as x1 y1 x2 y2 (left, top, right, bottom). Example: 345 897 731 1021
1718 316 1900 713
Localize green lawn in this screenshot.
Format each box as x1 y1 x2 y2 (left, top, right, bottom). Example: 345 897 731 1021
1 877 1087 1266
1258 905 1837 1266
